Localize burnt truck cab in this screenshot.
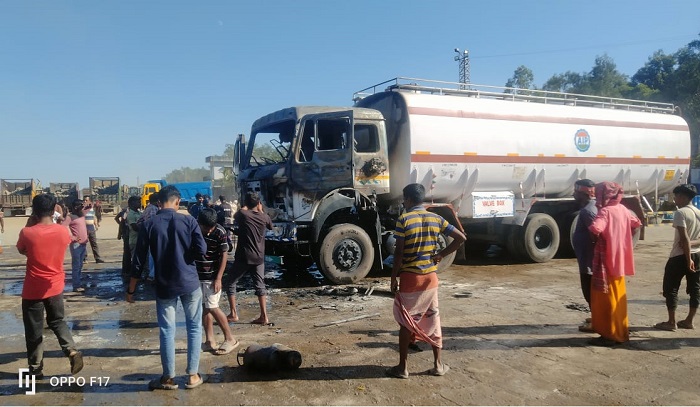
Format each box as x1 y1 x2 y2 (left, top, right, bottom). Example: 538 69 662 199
236 106 391 283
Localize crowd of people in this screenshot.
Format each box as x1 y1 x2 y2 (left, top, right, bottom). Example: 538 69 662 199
9 179 700 387
571 180 699 347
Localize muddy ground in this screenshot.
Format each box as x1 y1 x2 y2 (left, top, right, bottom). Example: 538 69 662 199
0 215 699 406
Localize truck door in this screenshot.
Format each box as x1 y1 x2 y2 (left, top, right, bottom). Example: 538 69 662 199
291 111 354 195
352 120 390 196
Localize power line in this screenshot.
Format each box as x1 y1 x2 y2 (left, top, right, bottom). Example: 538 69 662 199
472 34 698 60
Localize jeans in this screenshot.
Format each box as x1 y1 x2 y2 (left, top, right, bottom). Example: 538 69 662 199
148 252 155 280
69 243 87 289
22 294 77 371
156 287 203 378
86 227 102 261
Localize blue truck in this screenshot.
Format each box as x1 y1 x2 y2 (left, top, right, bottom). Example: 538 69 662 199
141 180 212 209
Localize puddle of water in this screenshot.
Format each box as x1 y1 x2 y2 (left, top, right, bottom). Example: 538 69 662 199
0 311 24 340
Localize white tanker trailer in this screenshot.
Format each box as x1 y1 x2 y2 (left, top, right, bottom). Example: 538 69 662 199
234 77 690 284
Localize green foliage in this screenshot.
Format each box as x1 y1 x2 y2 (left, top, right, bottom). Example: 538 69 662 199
164 167 209 183
250 144 280 164
222 143 235 158
541 54 629 97
538 35 700 166
505 65 535 93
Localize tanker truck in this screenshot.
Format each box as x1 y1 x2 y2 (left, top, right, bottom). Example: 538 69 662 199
233 77 690 284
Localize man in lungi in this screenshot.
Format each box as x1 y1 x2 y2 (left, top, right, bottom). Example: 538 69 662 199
387 183 466 379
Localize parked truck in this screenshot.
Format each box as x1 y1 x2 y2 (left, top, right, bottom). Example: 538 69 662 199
49 182 81 206
141 180 212 209
88 177 121 214
233 77 690 284
0 179 38 216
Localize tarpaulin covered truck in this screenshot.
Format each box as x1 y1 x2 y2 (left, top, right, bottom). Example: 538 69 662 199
88 177 121 214
0 179 37 216
49 182 81 206
233 77 690 284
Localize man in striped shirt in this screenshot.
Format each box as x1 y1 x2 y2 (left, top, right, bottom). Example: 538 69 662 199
82 196 104 263
387 183 466 379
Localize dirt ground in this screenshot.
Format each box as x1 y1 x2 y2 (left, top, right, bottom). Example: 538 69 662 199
0 214 699 406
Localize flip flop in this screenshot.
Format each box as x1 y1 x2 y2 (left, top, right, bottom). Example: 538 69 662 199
201 342 216 353
250 318 270 325
588 336 619 347
578 323 595 333
654 321 677 332
429 363 450 376
385 365 409 379
677 320 695 329
149 377 178 390
185 374 204 389
215 339 240 355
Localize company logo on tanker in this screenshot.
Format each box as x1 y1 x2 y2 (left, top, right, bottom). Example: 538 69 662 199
574 129 591 152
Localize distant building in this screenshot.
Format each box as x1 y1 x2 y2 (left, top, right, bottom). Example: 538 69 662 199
206 155 236 200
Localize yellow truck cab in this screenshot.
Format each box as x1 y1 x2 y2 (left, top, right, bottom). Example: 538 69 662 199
141 182 162 208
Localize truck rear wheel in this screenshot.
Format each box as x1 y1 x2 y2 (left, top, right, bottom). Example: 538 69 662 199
317 224 374 284
520 213 560 263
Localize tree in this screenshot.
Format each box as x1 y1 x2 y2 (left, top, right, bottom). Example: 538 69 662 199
505 65 535 93
582 54 630 97
541 55 629 97
163 167 209 183
629 35 700 161
631 50 676 92
541 71 583 93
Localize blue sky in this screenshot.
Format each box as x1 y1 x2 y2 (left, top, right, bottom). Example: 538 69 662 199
1 0 698 188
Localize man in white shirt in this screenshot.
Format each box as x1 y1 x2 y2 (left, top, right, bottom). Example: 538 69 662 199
655 184 700 331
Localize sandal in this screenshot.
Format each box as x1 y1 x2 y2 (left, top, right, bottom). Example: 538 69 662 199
148 377 178 390
385 365 409 379
215 339 240 355
588 336 619 347
250 318 270 325
429 363 450 376
654 321 677 332
185 374 203 389
677 320 695 329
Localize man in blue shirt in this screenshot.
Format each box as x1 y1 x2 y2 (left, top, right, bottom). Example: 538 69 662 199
126 185 207 390
188 193 205 219
572 179 597 333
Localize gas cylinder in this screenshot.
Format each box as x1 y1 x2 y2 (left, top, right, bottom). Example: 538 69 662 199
237 343 302 372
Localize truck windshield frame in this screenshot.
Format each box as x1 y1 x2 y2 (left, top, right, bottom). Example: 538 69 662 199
245 120 294 168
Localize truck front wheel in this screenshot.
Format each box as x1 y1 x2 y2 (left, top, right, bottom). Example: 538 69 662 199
317 224 375 284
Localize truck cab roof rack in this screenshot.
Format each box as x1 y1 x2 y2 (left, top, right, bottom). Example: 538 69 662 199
352 77 677 114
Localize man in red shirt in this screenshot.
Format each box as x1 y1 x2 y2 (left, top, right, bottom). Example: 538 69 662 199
17 194 84 379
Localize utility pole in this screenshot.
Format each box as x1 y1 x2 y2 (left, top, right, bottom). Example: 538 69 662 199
454 48 470 90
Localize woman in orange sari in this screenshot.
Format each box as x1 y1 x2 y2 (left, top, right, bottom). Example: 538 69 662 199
587 181 642 346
